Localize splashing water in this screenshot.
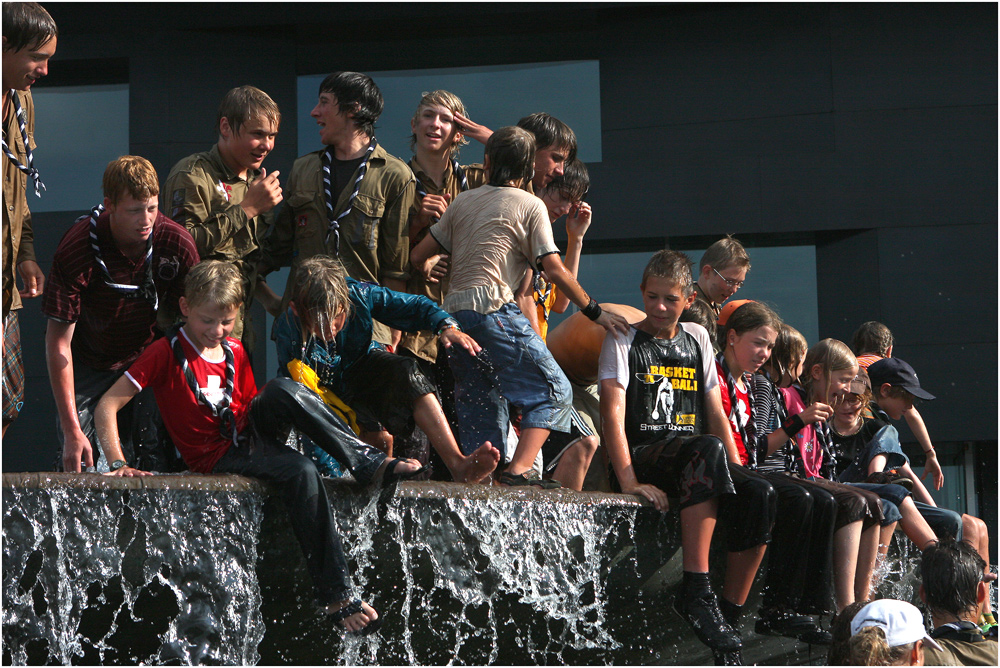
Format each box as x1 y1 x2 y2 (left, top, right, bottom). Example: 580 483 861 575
3 476 265 665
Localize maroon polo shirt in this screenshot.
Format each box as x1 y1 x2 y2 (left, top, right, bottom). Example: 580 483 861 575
42 210 199 371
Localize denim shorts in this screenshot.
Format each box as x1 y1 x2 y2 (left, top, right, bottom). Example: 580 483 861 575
448 304 573 460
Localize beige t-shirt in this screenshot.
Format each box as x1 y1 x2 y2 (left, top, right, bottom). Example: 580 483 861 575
430 185 559 314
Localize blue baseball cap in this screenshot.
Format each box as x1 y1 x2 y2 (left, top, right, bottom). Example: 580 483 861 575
868 358 935 401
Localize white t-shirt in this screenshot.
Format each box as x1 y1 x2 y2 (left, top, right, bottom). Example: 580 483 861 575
429 185 559 314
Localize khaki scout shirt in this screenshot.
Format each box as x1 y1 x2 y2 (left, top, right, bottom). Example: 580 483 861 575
2 91 38 318
261 141 414 344
164 144 270 345
398 159 484 362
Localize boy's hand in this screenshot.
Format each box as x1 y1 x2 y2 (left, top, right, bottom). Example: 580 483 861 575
621 481 669 511
428 254 450 281
417 193 451 227
799 402 833 424
62 429 94 473
594 309 630 334
439 328 481 356
420 254 447 283
17 260 45 298
566 202 592 240
104 465 153 477
453 113 493 145
920 452 945 490
241 168 283 219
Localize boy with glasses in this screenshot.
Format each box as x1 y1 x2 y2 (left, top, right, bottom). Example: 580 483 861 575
694 235 750 322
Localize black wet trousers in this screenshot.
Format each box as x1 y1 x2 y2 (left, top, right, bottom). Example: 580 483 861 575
759 472 838 615
214 378 387 606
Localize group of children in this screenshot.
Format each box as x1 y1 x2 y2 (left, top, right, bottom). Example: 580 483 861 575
2 2 993 657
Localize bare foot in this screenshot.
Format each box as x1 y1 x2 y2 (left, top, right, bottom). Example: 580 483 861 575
374 457 424 485
454 441 501 483
323 599 379 634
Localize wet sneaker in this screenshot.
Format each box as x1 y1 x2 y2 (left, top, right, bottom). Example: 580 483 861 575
499 470 562 489
797 628 833 645
674 592 743 652
754 608 819 638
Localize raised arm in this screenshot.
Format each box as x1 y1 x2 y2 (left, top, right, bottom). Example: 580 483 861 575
94 375 151 477
904 406 943 490
553 202 592 314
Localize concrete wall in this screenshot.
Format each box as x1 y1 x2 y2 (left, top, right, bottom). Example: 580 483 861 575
5 3 995 470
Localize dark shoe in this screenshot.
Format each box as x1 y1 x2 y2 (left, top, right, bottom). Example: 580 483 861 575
712 649 744 666
754 608 819 638
499 470 562 489
864 469 913 491
797 628 833 645
325 599 384 637
380 458 430 486
674 593 743 652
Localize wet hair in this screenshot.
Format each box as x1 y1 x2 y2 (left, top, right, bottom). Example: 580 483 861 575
485 126 535 188
547 158 590 202
699 235 751 273
852 321 895 357
829 601 869 665
720 301 782 350
679 298 717 343
217 85 280 137
184 260 244 310
318 71 383 138
847 626 916 666
102 155 159 205
802 338 857 404
920 538 987 620
762 323 808 384
516 112 577 162
290 255 353 338
641 249 694 297
2 2 57 53
409 90 468 156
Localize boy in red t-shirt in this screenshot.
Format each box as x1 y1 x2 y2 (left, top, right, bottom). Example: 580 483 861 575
94 260 422 634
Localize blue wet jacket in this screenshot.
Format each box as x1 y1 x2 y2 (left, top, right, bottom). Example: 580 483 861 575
274 277 453 393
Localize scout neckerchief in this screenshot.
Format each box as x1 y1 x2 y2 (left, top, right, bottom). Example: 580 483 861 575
167 324 238 447
87 203 158 310
322 138 378 250
717 353 758 468
414 158 468 208
532 271 554 321
811 393 838 478
2 90 45 197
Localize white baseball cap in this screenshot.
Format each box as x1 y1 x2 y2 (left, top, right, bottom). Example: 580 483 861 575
850 600 943 651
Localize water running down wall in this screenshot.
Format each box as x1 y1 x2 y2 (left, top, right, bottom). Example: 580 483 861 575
3 473 929 665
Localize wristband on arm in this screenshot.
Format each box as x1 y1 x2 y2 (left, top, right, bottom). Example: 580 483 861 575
436 317 461 335
781 414 805 438
581 299 602 322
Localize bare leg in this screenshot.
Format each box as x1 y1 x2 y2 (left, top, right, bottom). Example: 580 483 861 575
681 497 719 572
506 426 550 476
899 497 937 549
412 393 499 483
855 523 879 604
901 462 935 506
833 520 862 611
361 429 392 457
722 544 767 606
550 435 599 491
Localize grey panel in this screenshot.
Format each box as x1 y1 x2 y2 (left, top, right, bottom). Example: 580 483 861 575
830 4 997 111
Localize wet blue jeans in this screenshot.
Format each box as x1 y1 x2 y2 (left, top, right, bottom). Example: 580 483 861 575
448 304 573 460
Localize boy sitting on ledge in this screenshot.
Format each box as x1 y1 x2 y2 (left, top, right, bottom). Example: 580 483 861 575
94 260 423 634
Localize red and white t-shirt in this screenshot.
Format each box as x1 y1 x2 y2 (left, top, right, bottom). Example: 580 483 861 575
716 360 751 466
125 329 257 473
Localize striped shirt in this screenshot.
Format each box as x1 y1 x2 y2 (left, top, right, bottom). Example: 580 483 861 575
42 211 199 370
